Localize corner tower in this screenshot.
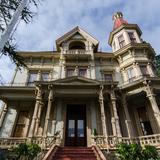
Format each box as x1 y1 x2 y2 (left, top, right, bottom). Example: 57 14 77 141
108 12 155 84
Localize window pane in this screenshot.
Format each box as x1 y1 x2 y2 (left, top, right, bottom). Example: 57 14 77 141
118 34 125 48
32 58 41 64
68 120 75 137
128 32 136 43
66 69 74 77
79 68 87 77
43 58 52 64
127 67 135 82
41 72 49 81
77 120 84 137
140 66 149 76
28 72 37 86
104 74 113 81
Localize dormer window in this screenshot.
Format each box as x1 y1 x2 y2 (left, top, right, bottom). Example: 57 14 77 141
128 32 136 43
118 34 125 48
69 41 85 50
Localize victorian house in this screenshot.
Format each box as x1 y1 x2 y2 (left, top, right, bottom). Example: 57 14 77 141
0 12 160 159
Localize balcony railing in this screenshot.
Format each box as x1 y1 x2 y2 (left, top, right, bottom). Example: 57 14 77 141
0 136 61 149
92 134 160 150
66 49 87 54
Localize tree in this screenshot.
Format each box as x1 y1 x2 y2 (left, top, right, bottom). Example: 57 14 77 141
0 0 40 68
155 55 160 77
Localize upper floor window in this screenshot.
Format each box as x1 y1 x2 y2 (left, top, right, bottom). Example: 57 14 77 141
69 41 85 50
28 72 37 86
127 67 135 82
140 65 149 76
118 34 125 48
43 58 52 65
128 32 136 43
41 72 50 81
104 73 113 81
66 68 75 77
78 68 87 77
32 57 41 64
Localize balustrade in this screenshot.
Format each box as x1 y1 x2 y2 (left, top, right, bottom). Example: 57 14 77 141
92 134 160 149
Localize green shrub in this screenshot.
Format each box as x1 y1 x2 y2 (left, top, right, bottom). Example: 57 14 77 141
116 143 159 160
13 143 41 160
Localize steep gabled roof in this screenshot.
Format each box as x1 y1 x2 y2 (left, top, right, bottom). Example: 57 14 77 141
56 26 99 50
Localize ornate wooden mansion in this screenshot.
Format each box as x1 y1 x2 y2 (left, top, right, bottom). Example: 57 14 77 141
0 12 160 159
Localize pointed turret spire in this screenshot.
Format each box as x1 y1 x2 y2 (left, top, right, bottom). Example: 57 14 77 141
113 12 128 30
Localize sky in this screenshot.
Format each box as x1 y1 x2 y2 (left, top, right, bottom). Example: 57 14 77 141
0 0 160 83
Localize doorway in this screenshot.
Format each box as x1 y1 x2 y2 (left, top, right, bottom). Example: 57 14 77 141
65 104 86 146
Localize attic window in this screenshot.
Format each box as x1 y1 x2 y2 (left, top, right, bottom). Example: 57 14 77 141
69 41 85 50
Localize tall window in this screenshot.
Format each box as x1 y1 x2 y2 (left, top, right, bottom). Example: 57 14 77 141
140 65 149 76
13 111 29 137
118 34 125 48
127 67 135 82
128 32 136 43
41 72 49 81
78 68 87 77
28 72 37 86
137 107 153 135
104 73 113 81
66 68 74 77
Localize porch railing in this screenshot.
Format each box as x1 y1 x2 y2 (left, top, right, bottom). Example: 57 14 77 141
0 136 61 149
92 134 160 150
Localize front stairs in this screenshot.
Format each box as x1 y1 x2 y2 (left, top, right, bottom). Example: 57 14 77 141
50 146 102 160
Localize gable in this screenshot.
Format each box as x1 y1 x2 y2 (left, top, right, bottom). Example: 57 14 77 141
56 26 99 49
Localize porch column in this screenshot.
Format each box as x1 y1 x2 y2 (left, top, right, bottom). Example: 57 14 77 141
144 82 160 129
34 101 44 135
43 85 54 137
99 85 108 139
110 91 122 137
122 94 134 137
28 85 42 137
0 100 8 127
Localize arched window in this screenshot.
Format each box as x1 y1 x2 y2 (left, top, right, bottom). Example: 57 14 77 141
69 41 85 50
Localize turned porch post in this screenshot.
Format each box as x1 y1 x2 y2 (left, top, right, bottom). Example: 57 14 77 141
43 85 54 137
0 100 8 127
110 90 122 137
34 101 44 135
99 85 108 139
122 94 134 137
28 85 42 137
144 81 160 130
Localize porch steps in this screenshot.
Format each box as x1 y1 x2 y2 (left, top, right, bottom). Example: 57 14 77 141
52 147 98 160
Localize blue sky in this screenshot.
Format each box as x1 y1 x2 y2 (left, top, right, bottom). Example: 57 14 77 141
0 0 160 83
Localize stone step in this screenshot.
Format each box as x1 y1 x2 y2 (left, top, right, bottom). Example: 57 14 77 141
52 147 97 160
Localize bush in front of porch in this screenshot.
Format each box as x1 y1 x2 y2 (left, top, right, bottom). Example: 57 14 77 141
116 143 160 160
12 143 41 160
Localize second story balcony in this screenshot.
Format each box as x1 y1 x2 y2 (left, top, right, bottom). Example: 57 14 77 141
64 49 91 60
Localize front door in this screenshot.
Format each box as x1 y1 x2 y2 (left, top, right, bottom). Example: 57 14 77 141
65 105 86 146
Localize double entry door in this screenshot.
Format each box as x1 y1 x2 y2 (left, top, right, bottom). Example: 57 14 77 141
65 104 86 146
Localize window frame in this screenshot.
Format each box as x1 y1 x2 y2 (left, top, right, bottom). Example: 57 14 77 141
126 67 135 82
128 32 136 43
118 34 125 48
66 68 75 77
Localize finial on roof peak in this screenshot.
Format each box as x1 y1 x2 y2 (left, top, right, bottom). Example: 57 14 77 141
112 12 128 30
